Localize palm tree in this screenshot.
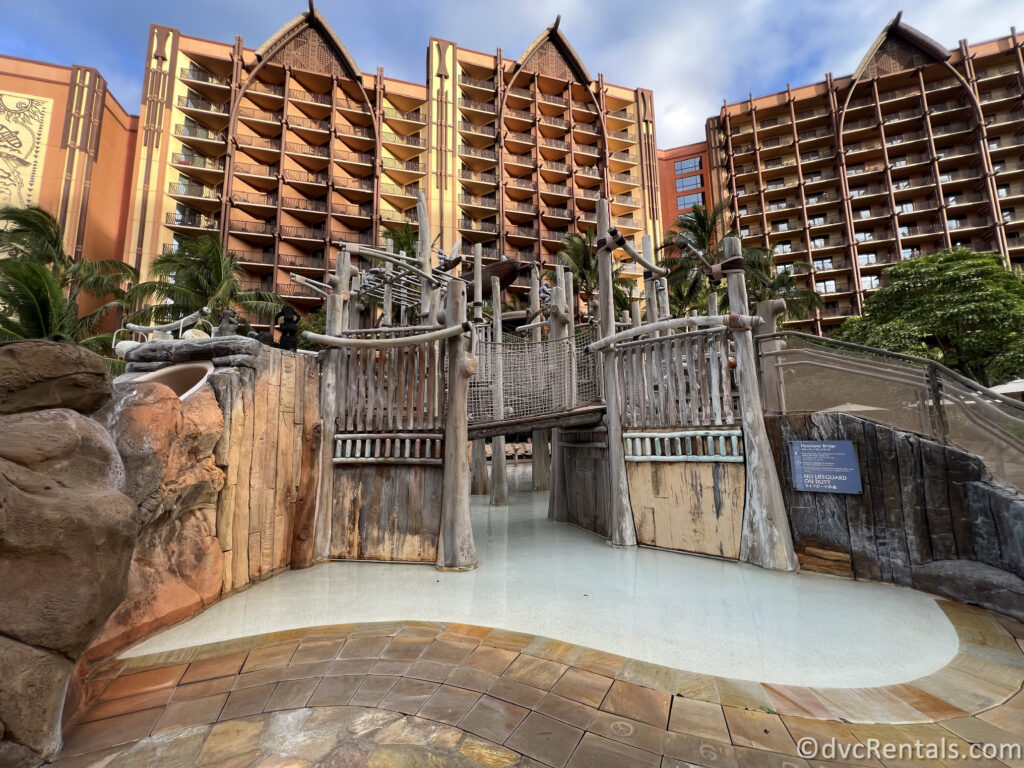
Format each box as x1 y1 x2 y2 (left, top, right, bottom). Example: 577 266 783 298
0 205 137 351
661 199 734 259
554 229 633 322
129 235 282 326
740 247 823 318
658 200 735 316
382 223 418 256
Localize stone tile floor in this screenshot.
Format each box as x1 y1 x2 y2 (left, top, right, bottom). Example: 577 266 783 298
49 605 1024 768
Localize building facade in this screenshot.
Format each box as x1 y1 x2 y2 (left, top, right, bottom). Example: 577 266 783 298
122 8 662 320
707 15 1024 332
0 56 138 271
656 141 711 235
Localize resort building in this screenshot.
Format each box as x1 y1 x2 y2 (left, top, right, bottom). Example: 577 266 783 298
656 141 712 235
0 56 138 269
706 14 1024 332
123 8 662 320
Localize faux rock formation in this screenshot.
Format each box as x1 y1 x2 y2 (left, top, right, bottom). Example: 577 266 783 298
88 381 226 661
125 335 261 365
0 340 111 414
0 407 137 767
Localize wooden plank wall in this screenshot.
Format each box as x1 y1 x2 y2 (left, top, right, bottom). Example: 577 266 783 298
560 428 612 538
210 348 320 595
626 461 744 559
330 337 448 562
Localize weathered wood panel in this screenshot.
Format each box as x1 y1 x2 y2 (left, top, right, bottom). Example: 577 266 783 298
561 429 611 539
331 465 443 562
626 460 744 559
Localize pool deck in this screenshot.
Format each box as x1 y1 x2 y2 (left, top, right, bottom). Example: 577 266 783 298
52 468 1024 767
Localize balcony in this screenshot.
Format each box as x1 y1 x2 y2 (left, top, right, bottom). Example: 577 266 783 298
229 220 276 236
234 162 277 179
505 201 537 215
458 219 498 233
506 226 539 240
280 224 326 241
382 132 427 148
382 105 425 124
237 106 283 124
289 89 331 106
332 201 373 218
381 157 426 174
459 169 498 185
286 142 329 158
337 98 370 114
234 250 275 266
276 282 322 299
281 196 328 213
168 182 219 201
506 177 537 191
279 253 326 270
336 123 374 140
459 145 497 160
380 209 418 225
283 169 327 185
177 95 227 114
458 194 497 209
505 107 534 122
460 244 499 260
290 115 330 132
459 121 496 137
170 153 225 172
459 98 496 114
247 80 285 97
174 123 225 143
179 67 229 87
458 74 496 91
231 191 276 208
165 211 219 231
539 115 567 129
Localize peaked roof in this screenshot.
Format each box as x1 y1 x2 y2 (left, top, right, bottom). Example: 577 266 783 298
515 16 593 84
255 2 360 79
853 12 950 80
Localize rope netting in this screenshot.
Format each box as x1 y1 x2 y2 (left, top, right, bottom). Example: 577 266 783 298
468 325 602 426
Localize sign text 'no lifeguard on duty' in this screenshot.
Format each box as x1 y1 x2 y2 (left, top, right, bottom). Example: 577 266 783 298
789 441 863 494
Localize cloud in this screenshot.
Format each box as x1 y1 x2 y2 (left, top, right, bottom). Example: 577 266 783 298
1 0 1019 149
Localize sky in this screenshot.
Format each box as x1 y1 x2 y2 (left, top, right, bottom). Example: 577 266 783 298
1 0 1020 147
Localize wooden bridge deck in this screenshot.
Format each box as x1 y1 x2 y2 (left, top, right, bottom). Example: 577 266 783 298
467 404 605 439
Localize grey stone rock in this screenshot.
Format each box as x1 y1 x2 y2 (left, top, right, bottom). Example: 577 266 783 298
0 340 111 414
125 336 261 364
212 354 260 369
913 559 1024 622
0 637 71 761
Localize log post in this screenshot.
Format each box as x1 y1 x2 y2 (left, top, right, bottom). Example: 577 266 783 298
347 273 362 330
546 284 571 523
471 244 488 495
382 241 394 326
489 275 508 506
723 237 798 572
418 191 433 325
529 263 551 491
438 280 478 571
597 198 636 547
312 346 339 562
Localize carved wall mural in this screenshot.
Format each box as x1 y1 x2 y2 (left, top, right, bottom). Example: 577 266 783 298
0 91 51 216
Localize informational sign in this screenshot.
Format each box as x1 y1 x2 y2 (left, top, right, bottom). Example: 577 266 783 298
789 441 862 494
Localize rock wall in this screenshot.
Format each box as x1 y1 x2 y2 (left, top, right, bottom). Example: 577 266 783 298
83 345 321 665
766 412 1024 620
0 342 138 768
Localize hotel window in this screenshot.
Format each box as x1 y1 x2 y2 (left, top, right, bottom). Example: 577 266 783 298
864 275 880 289
737 206 748 216
777 262 794 274
998 185 1009 198
764 158 783 170
897 201 914 214
677 192 704 209
676 175 703 191
767 179 785 190
902 246 921 258
859 251 877 266
736 184 746 195
809 215 825 226
769 199 788 211
802 150 820 162
806 194 820 204
893 177 911 190
891 157 908 168
848 163 865 176
740 226 750 236
817 279 837 293
1003 208 1015 223
948 217 964 229
856 231 874 242
939 172 952 183
850 187 866 198
772 220 789 232
814 257 833 270
855 207 871 219
898 225 910 236
989 138 1001 150
812 236 828 249
777 241 793 254
805 171 822 183
674 157 701 174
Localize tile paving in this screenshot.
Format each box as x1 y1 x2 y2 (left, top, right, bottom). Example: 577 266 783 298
46 608 1024 767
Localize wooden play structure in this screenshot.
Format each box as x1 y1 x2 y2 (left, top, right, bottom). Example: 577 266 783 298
300 193 798 572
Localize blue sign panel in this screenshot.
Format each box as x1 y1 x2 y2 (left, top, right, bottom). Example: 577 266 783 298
789 441 862 494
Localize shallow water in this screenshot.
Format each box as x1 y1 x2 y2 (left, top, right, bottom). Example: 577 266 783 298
125 463 959 688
